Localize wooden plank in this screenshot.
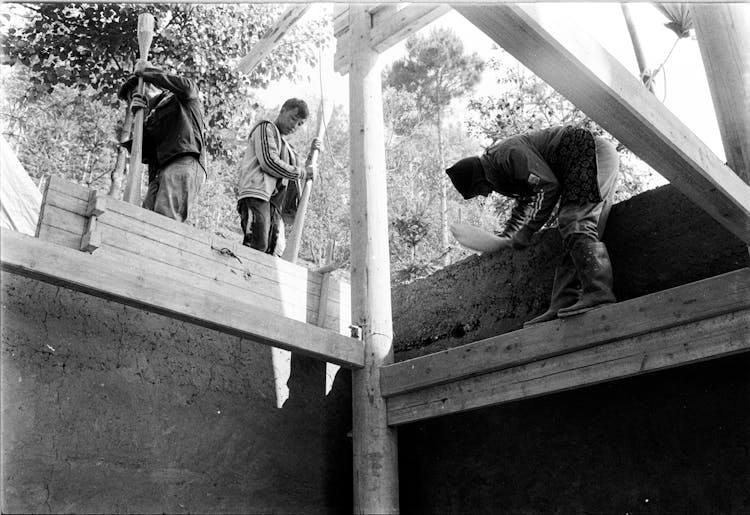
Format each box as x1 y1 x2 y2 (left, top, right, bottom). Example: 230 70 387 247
40 184 321 289
387 309 750 425
380 268 750 397
38 204 87 239
38 178 352 332
0 230 363 368
334 4 452 74
36 182 349 334
692 4 750 184
44 178 321 287
452 4 750 244
236 5 310 74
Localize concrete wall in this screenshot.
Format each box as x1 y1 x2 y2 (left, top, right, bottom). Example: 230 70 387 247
1 274 353 514
391 184 750 513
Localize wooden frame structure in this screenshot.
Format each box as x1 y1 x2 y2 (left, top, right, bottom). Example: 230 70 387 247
1 4 749 513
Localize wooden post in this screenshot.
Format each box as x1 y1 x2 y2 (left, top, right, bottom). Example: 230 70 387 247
123 13 155 205
692 4 750 185
348 5 399 513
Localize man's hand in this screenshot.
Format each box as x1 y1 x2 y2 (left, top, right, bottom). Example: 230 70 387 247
130 92 149 114
306 138 323 164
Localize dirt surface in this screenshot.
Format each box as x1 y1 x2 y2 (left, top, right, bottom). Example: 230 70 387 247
392 183 750 513
1 273 353 514
392 185 750 360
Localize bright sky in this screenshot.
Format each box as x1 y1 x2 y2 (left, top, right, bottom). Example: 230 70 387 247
261 3 725 164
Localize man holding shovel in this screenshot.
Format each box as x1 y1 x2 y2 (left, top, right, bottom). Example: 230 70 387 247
236 98 321 256
118 60 208 223
446 125 620 325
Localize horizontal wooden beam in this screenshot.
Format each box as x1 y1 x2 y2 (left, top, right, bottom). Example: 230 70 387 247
236 4 310 74
0 231 364 369
381 267 750 397
387 309 750 425
453 4 750 244
334 4 451 74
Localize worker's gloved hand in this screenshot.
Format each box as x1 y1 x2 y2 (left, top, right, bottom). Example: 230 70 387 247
130 92 149 114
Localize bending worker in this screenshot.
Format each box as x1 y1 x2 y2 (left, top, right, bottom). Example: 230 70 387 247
119 60 208 223
446 125 620 326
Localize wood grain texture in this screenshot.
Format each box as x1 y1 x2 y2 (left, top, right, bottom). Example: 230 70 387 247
381 268 750 397
387 309 750 425
1 230 363 368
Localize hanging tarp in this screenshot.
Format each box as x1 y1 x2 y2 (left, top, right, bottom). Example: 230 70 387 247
0 134 41 235
654 3 693 38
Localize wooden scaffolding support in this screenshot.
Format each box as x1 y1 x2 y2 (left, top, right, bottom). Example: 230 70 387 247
1 4 748 513
348 5 400 512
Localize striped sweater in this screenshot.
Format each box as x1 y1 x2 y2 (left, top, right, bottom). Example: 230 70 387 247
237 120 301 202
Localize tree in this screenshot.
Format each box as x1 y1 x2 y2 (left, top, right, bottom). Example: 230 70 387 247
2 2 331 198
384 27 484 266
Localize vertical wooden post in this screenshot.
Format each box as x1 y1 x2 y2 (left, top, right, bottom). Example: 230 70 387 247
692 4 750 184
348 5 399 513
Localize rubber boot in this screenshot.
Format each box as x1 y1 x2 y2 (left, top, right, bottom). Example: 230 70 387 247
524 253 580 327
557 237 616 318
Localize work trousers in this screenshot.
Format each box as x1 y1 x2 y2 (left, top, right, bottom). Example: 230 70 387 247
142 155 205 223
557 136 620 246
237 197 286 256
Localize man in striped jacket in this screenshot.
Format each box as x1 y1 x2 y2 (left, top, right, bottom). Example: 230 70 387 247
446 125 620 325
237 98 320 255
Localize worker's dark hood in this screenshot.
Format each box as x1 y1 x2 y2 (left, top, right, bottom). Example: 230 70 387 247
446 156 485 200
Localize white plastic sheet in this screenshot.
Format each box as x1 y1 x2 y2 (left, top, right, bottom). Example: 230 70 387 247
0 134 41 235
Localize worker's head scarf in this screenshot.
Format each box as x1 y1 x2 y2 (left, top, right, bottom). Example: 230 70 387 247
446 156 485 199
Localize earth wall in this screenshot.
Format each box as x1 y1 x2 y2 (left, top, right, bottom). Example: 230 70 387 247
1 273 353 514
392 184 750 513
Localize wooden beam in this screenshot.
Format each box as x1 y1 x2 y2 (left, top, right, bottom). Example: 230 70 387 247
348 5 399 512
334 4 451 74
387 309 750 426
381 268 750 397
452 4 750 244
692 4 750 184
0 231 364 369
236 5 310 74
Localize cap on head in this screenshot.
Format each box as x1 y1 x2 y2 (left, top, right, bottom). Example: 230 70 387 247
446 156 485 199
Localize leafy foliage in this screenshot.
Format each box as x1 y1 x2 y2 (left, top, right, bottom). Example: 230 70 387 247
384 27 485 268
385 27 484 123
3 3 330 159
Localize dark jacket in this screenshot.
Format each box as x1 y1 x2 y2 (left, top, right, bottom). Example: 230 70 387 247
479 126 599 248
124 67 207 181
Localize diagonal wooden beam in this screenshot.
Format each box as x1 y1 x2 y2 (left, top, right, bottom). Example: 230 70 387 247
334 4 452 74
237 4 310 74
0 231 364 369
452 4 750 244
381 267 750 398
